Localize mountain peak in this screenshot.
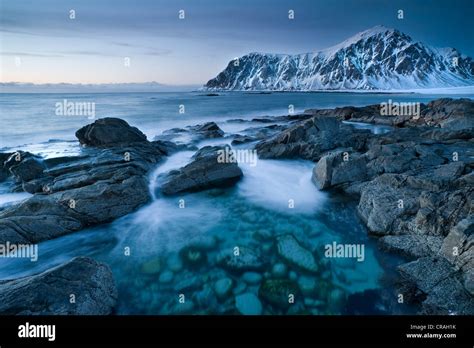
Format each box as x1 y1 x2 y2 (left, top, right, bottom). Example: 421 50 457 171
321 25 408 56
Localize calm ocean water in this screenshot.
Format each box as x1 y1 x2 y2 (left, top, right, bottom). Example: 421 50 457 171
2 91 473 150
0 91 471 314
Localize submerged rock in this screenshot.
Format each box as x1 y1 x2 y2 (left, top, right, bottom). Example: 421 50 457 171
160 145 243 195
297 275 318 297
259 279 300 309
179 246 207 269
235 293 263 315
276 234 319 273
271 263 288 278
159 271 174 284
241 272 262 284
216 246 264 274
0 257 117 315
214 278 234 301
140 258 162 275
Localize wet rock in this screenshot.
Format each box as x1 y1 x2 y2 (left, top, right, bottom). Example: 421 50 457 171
312 151 368 190
173 276 203 292
378 235 443 259
398 257 474 314
140 258 161 275
289 271 298 281
188 122 224 139
398 257 454 293
271 263 288 278
231 135 257 145
344 289 396 315
194 285 217 310
420 276 474 315
357 174 420 235
297 275 318 297
0 257 117 315
166 254 183 272
159 271 174 284
217 246 264 274
440 217 474 295
232 282 247 295
235 293 262 315
242 272 262 284
1 120 165 245
276 234 318 273
151 140 185 156
214 278 234 301
0 152 14 181
328 288 346 312
8 156 45 183
179 246 207 269
256 116 369 161
259 279 300 309
160 146 243 195
76 118 148 147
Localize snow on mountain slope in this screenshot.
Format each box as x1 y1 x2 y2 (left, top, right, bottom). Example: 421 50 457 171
204 25 474 91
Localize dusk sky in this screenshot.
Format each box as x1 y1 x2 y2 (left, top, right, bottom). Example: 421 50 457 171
1 0 473 85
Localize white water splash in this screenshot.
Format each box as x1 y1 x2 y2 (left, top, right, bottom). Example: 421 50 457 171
237 159 327 214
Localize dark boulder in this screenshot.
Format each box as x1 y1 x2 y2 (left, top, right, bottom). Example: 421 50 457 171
0 257 117 315
188 122 224 139
160 146 243 195
76 118 147 147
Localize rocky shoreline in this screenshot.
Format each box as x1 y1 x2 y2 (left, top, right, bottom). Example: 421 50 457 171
0 98 472 315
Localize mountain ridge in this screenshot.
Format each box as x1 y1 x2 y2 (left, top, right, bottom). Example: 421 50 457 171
204 26 474 91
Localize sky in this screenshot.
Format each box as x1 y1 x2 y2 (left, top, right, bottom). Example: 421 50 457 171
1 0 473 85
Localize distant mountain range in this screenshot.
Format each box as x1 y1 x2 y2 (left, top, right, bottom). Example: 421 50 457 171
204 25 474 91
0 82 198 93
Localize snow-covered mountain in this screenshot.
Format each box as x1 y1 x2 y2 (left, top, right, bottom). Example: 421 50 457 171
204 26 474 91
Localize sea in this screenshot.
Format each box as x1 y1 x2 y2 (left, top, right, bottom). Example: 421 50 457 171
0 91 472 314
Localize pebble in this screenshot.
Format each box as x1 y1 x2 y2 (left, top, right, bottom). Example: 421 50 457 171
214 278 234 300
173 276 203 292
276 234 319 273
289 271 298 281
272 263 287 278
232 282 247 295
242 272 262 284
159 271 174 284
298 275 318 296
166 254 183 272
140 258 161 275
235 293 263 315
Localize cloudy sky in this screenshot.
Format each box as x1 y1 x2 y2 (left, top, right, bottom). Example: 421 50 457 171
1 0 473 85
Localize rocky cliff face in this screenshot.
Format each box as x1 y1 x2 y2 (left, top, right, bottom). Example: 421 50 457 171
205 26 474 91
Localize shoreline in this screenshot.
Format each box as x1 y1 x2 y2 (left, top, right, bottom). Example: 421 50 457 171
0 97 473 315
